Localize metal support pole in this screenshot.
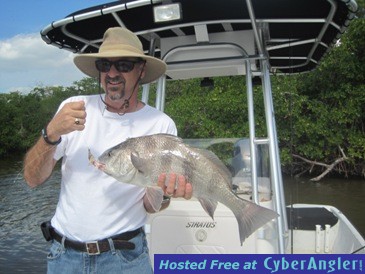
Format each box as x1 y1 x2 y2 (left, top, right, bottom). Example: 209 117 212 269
142 38 157 104
261 59 287 253
141 84 150 104
159 75 167 112
245 60 259 204
155 75 166 112
246 0 264 55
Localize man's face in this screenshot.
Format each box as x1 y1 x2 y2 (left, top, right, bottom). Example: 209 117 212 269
97 58 145 102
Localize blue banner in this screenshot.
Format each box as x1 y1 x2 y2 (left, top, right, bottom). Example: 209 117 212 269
154 254 364 273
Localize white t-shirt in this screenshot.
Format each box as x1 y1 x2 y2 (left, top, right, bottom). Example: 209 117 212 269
51 95 177 241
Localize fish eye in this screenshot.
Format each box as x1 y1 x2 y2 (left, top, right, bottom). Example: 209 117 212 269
108 152 112 157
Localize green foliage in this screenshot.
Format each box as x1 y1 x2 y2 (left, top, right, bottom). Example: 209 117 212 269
356 0 365 17
289 18 365 176
165 77 250 138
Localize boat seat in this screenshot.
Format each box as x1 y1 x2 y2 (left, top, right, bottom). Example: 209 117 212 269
286 207 338 230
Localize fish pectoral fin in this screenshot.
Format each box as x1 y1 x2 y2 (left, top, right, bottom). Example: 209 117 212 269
198 197 218 220
131 152 149 175
145 186 164 212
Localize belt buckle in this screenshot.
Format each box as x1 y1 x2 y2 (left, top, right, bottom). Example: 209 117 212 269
86 241 100 255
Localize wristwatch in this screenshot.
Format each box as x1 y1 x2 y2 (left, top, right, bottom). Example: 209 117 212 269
41 127 62 145
162 195 171 204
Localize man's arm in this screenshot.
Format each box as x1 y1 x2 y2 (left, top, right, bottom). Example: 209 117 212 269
23 101 87 188
23 137 58 188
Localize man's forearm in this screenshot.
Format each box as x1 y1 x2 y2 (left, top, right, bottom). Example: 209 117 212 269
23 137 57 188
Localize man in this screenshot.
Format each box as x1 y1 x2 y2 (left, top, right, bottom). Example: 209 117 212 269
23 27 192 273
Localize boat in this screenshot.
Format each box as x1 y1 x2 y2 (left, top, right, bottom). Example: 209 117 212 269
40 0 365 258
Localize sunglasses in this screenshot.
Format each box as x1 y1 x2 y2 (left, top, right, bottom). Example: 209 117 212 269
95 59 144 73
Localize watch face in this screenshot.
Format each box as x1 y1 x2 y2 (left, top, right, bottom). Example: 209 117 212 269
162 196 171 203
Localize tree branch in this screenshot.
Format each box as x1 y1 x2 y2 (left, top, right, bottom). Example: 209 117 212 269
292 146 348 181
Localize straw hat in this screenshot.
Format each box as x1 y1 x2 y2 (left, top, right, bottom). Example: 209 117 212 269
74 27 166 84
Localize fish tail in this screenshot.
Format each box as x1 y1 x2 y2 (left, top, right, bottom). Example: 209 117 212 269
231 198 278 245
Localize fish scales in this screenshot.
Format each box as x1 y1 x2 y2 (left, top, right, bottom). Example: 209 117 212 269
143 136 197 185
89 133 278 244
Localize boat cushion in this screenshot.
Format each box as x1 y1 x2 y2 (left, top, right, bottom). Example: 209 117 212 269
286 207 338 230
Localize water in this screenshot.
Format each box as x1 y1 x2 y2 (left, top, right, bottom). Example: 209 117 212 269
0 158 364 273
0 159 59 273
284 176 365 239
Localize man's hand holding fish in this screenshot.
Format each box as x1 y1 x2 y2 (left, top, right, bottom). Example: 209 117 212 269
143 173 193 213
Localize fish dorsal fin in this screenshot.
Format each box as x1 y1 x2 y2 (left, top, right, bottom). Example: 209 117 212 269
195 148 233 185
156 133 184 143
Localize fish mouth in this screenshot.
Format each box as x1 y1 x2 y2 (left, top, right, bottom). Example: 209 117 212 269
88 149 106 171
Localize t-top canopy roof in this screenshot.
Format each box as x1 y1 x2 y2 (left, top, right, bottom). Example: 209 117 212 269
41 0 357 78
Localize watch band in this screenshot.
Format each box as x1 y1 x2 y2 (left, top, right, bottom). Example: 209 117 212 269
41 127 62 145
162 195 171 204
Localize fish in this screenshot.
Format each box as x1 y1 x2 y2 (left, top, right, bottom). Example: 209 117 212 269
89 133 278 244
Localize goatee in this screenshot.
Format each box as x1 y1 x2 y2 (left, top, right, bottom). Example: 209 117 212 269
105 75 125 101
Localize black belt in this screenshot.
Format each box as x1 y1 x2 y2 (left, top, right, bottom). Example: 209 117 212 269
49 227 141 255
